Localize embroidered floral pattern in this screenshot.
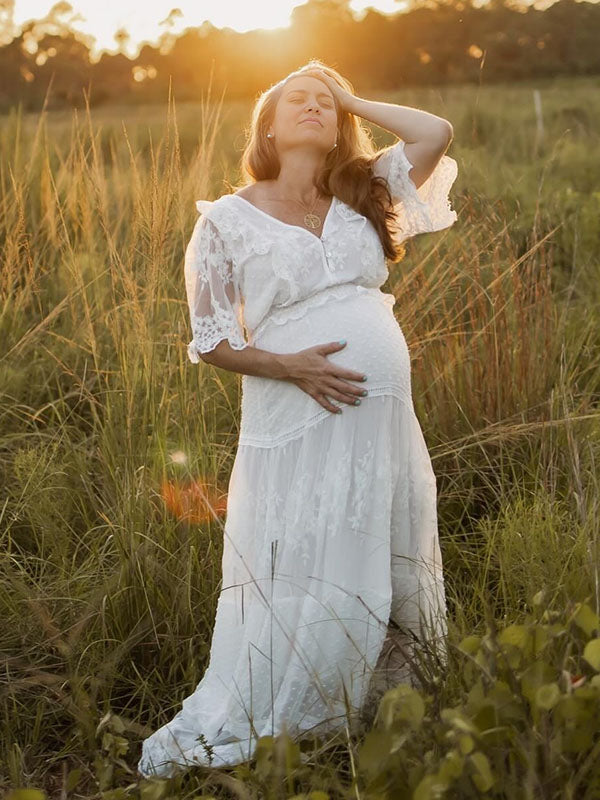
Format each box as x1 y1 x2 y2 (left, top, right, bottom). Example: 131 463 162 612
184 215 249 361
371 139 458 245
138 393 448 779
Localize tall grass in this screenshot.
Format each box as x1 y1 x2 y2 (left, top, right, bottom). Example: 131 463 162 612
1 77 599 796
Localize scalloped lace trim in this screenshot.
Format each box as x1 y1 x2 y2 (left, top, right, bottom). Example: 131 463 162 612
188 335 248 364
250 284 395 342
375 140 458 245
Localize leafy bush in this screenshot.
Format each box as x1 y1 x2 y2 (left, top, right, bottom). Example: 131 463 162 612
358 591 600 799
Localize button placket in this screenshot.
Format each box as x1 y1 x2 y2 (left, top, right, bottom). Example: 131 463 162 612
321 236 334 275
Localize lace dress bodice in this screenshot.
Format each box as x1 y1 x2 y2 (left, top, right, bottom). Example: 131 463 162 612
185 138 458 361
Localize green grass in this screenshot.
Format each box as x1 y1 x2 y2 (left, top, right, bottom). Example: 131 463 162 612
1 75 599 797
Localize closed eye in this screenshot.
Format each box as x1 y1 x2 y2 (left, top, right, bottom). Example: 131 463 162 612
288 96 333 108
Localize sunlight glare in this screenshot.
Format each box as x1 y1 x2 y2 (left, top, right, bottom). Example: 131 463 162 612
13 0 405 58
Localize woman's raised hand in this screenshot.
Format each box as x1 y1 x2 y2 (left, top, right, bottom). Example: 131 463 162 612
313 70 359 115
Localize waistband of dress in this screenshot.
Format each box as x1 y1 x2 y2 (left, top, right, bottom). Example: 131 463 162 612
250 284 396 342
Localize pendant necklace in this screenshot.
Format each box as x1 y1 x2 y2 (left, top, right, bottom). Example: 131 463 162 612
295 193 322 230
276 191 325 231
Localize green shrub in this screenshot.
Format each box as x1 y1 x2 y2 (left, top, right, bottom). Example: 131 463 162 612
358 591 600 799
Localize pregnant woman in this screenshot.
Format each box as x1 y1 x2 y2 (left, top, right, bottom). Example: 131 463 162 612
138 60 458 779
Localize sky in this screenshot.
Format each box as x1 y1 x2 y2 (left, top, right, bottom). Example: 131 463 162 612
13 0 407 59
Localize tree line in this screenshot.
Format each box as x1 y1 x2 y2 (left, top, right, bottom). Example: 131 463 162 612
0 0 597 111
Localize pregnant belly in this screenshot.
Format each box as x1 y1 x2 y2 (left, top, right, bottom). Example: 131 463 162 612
239 288 414 449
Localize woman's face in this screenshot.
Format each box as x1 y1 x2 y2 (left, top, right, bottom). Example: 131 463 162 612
268 75 338 154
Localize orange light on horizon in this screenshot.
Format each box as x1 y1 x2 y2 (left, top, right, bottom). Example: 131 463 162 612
13 0 408 59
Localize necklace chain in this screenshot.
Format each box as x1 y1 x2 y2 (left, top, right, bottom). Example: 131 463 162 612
270 189 325 230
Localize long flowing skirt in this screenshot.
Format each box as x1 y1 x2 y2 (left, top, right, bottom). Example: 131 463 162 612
138 291 448 778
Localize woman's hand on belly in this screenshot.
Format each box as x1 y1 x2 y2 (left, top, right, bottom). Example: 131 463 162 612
279 340 369 414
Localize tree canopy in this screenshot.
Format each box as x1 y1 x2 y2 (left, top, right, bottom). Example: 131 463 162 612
0 0 596 110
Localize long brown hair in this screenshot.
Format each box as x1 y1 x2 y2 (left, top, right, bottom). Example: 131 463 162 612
232 59 406 263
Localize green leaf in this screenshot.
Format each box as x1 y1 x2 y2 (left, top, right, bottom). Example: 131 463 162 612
583 639 600 671
254 735 275 778
590 674 600 690
358 728 393 776
535 682 561 710
110 714 126 734
413 773 449 800
100 790 129 800
532 626 550 654
438 750 464 782
376 684 425 729
520 660 556 704
469 751 495 792
458 635 481 655
286 794 330 800
7 792 47 800
440 708 479 734
572 603 600 637
497 624 529 651
488 680 520 711
65 769 83 793
139 780 170 800
531 590 545 607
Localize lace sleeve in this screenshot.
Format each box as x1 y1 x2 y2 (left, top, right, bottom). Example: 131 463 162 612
184 213 248 363
371 139 458 244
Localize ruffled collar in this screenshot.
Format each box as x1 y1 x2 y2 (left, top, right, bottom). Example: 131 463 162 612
196 193 366 227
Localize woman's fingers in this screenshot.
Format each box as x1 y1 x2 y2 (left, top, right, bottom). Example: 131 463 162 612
314 381 366 413
315 394 343 414
326 387 363 406
329 377 368 401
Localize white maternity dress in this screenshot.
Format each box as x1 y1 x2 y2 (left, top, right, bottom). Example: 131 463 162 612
138 138 458 778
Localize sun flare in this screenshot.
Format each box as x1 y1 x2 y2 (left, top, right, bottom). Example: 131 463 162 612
13 0 406 58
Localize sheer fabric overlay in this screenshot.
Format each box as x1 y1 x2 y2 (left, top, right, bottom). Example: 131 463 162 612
138 395 448 778
371 138 458 244
185 215 247 363
138 139 458 778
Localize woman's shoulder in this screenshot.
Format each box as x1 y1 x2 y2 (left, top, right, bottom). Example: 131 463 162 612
230 185 255 201
231 181 273 201
194 187 277 260
195 191 240 216
196 182 268 214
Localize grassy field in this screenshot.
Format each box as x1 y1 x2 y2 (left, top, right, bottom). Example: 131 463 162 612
2 74 600 798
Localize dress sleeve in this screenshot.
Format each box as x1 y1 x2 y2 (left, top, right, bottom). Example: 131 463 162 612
184 211 249 363
371 139 458 244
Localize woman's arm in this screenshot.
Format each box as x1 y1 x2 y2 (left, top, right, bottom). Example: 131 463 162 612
200 339 292 379
316 71 453 190
347 95 453 146
201 339 368 414
350 96 453 191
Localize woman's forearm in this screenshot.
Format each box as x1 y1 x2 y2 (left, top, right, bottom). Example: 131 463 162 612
347 95 453 144
199 339 294 380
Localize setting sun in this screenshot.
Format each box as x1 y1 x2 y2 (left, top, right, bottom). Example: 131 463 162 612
13 0 407 58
